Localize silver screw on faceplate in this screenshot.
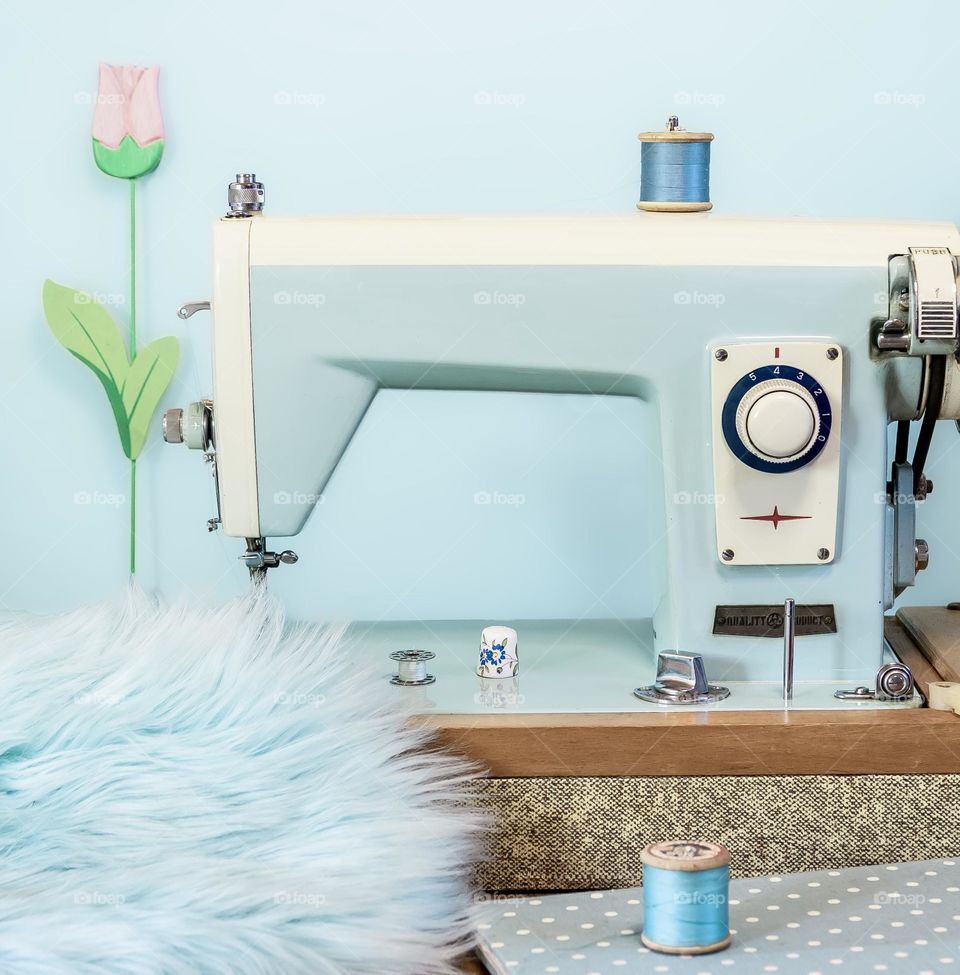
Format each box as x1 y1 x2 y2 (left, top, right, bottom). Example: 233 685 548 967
721 549 734 562
817 548 830 560
715 349 728 361
826 348 839 360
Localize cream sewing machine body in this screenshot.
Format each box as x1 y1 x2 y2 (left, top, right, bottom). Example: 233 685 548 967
166 178 960 714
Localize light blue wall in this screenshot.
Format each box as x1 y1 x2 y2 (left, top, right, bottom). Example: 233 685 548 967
2 0 959 620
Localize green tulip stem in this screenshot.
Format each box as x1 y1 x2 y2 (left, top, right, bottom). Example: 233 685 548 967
129 177 137 576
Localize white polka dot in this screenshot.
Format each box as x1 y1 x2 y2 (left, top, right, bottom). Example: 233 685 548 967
890 922 904 928
619 928 635 935
516 929 529 935
767 905 780 911
556 935 570 942
808 910 821 916
541 917 554 924
930 898 943 904
808 940 822 947
935 927 948 934
769 876 782 883
603 910 618 917
867 876 880 881
850 947 864 953
870 934 885 940
828 928 842 934
787 922 800 928
925 870 938 876
868 904 882 910
763 967 778 973
849 914 863 921
829 961 843 967
829 871 842 876
529 899 542 905
910 909 925 915
596 941 610 947
939 959 954 965
503 911 516 917
505 963 517 969
809 882 822 888
847 887 860 893
572 956 585 962
530 947 545 954
746 916 759 923
565 905 578 911
627 899 640 905
612 963 626 969
580 922 594 929
766 934 779 941
590 892 603 899
788 893 801 899
827 899 841 905
873 966 888 972
477 923 491 930
491 942 504 948
894 952 908 959
749 887 762 893
916 939 929 946
886 865 898 871
787 953 799 960
744 946 758 953
729 898 741 905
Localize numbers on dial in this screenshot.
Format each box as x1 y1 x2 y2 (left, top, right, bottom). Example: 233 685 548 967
721 364 833 474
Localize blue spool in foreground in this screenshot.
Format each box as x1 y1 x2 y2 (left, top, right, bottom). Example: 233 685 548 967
638 117 714 212
641 840 731 955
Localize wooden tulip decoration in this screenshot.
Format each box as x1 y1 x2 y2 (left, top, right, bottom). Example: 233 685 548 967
43 64 178 575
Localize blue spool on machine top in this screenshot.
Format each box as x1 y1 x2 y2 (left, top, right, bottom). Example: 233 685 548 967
637 115 714 213
641 840 732 955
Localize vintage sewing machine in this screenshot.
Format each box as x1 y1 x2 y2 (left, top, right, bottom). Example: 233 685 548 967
165 175 960 716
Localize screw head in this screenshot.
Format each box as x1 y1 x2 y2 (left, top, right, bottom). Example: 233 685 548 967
721 548 734 562
817 547 830 560
826 347 839 360
715 349 728 361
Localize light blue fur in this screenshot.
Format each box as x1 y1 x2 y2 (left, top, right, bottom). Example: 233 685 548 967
0 588 479 973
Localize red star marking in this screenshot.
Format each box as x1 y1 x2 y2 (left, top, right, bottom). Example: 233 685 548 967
740 506 811 530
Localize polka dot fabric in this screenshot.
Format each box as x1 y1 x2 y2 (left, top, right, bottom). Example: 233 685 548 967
475 857 960 974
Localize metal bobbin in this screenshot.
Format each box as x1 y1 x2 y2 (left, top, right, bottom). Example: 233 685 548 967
389 649 436 686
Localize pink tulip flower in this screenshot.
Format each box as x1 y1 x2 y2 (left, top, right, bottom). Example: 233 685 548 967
92 64 164 179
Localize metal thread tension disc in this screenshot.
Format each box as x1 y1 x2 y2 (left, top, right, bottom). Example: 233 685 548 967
389 649 436 686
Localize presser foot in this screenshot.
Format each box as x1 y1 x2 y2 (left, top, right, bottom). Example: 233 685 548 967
242 537 298 583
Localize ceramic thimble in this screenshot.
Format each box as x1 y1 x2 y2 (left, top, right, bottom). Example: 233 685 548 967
477 625 519 679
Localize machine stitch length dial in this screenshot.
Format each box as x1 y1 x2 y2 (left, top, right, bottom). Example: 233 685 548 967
721 364 833 473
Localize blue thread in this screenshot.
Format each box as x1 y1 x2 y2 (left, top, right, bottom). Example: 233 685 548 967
643 864 729 950
640 141 711 205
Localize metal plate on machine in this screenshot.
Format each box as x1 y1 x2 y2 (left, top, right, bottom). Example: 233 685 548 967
710 341 844 566
713 603 837 637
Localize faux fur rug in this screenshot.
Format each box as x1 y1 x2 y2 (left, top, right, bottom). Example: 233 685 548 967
0 588 479 974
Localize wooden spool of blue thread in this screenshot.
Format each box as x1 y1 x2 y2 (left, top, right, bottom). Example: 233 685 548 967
637 116 714 213
641 840 731 955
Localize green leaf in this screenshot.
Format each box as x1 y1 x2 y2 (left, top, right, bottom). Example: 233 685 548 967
92 136 164 179
123 336 179 459
42 279 132 455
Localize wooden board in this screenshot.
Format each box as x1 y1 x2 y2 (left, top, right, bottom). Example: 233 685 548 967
415 619 960 778
897 606 960 683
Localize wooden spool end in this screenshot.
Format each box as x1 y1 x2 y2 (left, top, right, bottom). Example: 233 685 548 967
638 131 714 143
641 840 730 871
637 201 712 213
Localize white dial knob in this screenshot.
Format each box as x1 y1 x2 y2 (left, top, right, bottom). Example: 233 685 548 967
735 379 820 463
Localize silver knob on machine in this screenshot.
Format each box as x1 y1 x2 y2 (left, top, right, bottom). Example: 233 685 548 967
226 173 265 217
162 408 184 444
162 402 213 450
